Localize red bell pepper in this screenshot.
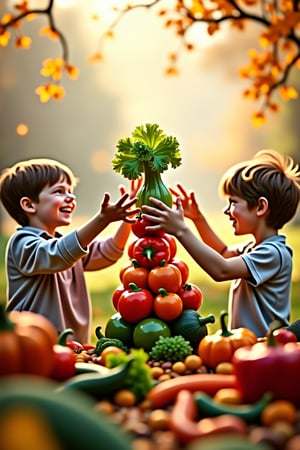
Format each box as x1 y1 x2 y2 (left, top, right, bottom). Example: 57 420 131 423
51 328 77 381
232 321 300 405
51 344 77 381
132 236 171 268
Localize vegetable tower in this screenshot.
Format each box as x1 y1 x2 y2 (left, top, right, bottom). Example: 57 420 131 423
112 123 182 207
105 123 214 355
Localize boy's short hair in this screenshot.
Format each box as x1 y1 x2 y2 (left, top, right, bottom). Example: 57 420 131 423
219 149 300 229
0 158 78 226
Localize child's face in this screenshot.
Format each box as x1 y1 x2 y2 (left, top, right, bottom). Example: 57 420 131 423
28 178 76 235
223 195 258 236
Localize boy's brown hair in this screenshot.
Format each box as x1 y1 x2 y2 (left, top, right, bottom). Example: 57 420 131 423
219 149 300 229
0 158 78 226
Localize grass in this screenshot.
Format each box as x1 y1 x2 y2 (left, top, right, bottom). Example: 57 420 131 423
0 222 299 341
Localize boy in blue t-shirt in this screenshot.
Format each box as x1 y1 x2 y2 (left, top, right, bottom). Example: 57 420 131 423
142 149 300 337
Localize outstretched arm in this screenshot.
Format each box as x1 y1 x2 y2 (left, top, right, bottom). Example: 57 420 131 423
77 188 140 249
142 197 249 282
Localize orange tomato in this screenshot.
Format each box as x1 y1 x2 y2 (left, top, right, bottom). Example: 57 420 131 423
153 289 183 321
119 261 133 282
121 264 149 289
148 263 182 293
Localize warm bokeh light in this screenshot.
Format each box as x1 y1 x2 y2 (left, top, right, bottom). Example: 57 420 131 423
90 149 112 172
16 123 28 136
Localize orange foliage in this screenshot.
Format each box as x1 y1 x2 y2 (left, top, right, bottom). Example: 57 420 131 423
35 83 65 103
0 29 10 47
39 26 59 41
1 0 300 122
15 35 31 49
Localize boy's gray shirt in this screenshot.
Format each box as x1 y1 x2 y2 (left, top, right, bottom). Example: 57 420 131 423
5 226 124 343
228 234 292 337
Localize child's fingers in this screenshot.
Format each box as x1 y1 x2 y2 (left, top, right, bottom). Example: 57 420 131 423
101 192 111 207
119 185 126 196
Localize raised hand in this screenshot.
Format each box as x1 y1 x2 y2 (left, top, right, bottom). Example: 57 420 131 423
169 183 201 222
141 196 187 236
100 192 139 224
119 176 143 200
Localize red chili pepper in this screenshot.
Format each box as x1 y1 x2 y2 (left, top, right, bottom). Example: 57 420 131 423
58 327 84 353
132 236 171 269
82 343 96 351
233 321 300 405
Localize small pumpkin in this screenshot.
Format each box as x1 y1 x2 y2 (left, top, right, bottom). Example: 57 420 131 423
0 304 57 377
198 310 257 369
169 309 215 350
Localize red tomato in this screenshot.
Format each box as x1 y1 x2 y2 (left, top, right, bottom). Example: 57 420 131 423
163 234 177 259
51 344 76 381
118 283 154 323
131 216 165 238
177 283 203 310
154 289 183 321
121 262 149 289
112 285 126 311
148 262 182 293
132 236 171 269
66 340 84 352
169 258 189 285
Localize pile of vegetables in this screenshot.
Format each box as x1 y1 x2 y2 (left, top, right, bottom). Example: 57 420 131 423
105 224 214 353
2 124 300 449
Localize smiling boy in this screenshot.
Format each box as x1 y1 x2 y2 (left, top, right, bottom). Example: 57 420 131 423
0 158 140 343
142 150 300 337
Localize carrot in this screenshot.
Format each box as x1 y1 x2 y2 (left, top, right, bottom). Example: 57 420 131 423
169 389 248 444
147 373 237 407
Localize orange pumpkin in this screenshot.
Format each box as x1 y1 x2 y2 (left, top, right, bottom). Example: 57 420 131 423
0 304 57 377
198 310 257 369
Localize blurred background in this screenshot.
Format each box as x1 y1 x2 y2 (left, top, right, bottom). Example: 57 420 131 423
0 0 299 332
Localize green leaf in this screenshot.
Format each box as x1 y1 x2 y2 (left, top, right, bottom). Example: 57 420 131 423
112 123 182 179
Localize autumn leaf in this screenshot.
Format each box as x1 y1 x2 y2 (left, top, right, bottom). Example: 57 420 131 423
252 111 266 127
65 64 80 80
0 29 10 47
15 35 31 49
279 85 298 100
39 26 59 41
40 58 64 81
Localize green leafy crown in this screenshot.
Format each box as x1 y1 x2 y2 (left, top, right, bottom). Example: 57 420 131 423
112 123 182 180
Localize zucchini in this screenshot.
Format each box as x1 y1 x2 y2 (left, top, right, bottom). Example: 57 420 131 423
0 375 132 450
57 358 134 398
75 361 110 375
194 391 273 423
